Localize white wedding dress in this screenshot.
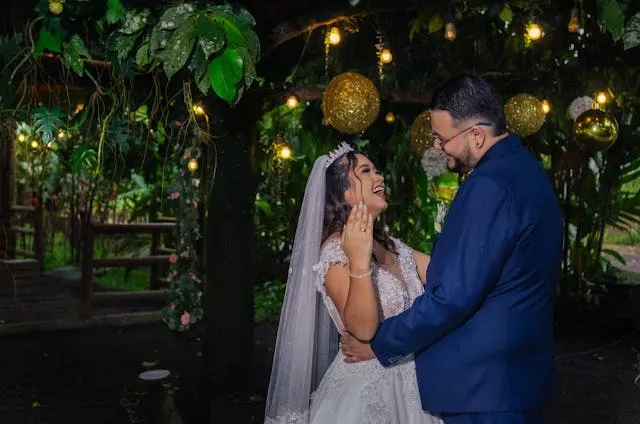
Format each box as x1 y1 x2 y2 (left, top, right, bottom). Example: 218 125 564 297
309 237 443 424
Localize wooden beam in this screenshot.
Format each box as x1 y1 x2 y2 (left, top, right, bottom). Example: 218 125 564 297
93 255 172 268
92 222 175 234
281 84 432 104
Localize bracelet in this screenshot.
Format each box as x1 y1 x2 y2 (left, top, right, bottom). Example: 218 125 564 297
349 269 372 279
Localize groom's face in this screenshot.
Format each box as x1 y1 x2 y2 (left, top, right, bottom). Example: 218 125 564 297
430 110 474 173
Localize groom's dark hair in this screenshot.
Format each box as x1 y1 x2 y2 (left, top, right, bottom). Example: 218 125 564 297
430 74 507 136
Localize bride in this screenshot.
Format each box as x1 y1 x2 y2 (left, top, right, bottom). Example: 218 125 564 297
264 142 443 424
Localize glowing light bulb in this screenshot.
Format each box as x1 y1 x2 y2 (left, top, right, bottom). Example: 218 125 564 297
328 27 341 45
444 22 457 41
568 9 580 33
17 133 26 142
541 100 551 114
379 48 392 64
187 159 199 172
526 23 543 41
596 92 608 104
30 140 39 149
57 130 66 139
279 145 292 159
385 112 395 123
285 95 299 109
192 104 205 115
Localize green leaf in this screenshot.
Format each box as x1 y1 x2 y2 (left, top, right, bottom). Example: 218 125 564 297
207 7 260 58
63 44 83 76
600 0 625 41
33 26 62 57
149 24 173 55
161 19 196 80
71 145 97 174
232 6 257 28
195 16 226 57
208 47 244 102
118 10 150 35
498 4 513 23
602 248 626 265
428 13 444 34
106 0 126 25
33 106 65 142
189 44 210 94
237 47 256 87
135 39 151 67
107 33 141 61
623 13 640 50
69 34 90 58
158 3 196 30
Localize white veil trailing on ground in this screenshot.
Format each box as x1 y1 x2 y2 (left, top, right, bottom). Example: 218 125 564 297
264 154 340 424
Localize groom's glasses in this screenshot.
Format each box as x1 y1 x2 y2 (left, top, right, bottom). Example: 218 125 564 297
432 122 493 147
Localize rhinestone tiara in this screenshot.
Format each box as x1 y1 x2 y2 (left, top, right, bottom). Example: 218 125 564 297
325 142 354 168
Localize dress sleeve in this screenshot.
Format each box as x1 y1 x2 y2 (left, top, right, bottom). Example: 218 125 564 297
312 237 349 333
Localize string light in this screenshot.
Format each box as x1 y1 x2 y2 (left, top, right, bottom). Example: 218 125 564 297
568 8 580 33
444 22 457 41
327 27 341 45
385 112 395 123
30 140 39 149
17 133 26 142
285 95 299 109
379 48 393 64
187 159 199 172
596 91 608 104
541 100 551 114
278 145 292 159
57 129 66 139
192 104 205 115
526 23 544 41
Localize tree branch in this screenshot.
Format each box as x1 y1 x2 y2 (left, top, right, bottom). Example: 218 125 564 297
263 0 463 55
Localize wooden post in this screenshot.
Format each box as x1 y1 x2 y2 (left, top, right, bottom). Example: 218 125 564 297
149 232 160 290
80 222 95 318
0 136 15 259
33 204 44 269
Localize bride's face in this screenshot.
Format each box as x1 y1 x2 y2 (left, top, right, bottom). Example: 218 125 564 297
343 154 387 217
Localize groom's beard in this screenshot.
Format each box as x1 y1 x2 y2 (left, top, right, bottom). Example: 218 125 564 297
444 148 473 174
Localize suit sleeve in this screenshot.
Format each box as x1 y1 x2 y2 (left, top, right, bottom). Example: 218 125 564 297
371 175 517 365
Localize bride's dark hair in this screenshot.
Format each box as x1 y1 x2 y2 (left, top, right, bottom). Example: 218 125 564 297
322 151 397 254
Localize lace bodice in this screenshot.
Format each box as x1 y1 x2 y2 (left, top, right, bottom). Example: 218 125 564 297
312 237 424 333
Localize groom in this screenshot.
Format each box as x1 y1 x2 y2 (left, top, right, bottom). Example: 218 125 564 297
344 74 563 423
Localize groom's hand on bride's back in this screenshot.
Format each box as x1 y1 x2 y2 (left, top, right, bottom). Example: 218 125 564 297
341 332 376 363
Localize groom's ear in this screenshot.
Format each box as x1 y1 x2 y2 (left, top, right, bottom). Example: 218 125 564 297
471 125 488 149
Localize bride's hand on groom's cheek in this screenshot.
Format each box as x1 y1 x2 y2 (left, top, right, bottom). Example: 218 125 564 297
341 203 373 271
341 332 375 363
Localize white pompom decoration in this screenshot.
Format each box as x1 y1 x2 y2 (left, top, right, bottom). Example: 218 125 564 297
569 96 595 121
421 147 448 177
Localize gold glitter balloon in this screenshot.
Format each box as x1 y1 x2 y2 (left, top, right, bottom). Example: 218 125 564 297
410 109 436 155
573 109 619 153
505 94 546 137
321 72 381 135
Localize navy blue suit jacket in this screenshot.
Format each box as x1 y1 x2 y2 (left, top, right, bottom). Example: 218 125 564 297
371 134 563 413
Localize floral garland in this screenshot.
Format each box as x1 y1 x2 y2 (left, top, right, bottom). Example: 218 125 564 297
162 148 204 331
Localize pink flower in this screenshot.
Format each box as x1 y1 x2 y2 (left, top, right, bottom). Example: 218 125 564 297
175 121 182 127
169 254 178 263
181 311 190 325
169 270 177 277
170 303 175 310
170 192 180 200
190 273 197 280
